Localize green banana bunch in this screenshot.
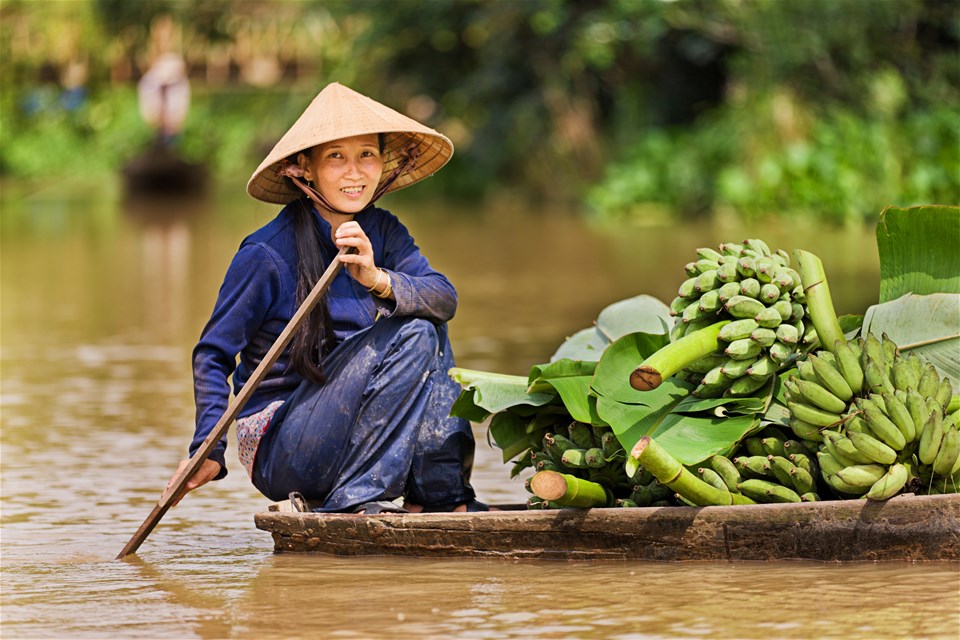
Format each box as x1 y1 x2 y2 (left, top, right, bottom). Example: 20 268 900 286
521 422 672 509
726 427 822 503
669 239 816 398
784 332 959 501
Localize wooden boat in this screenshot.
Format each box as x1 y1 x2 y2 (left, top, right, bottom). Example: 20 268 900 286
255 492 960 562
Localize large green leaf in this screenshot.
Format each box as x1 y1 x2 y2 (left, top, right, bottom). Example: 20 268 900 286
877 205 960 302
527 359 599 424
488 411 530 462
862 292 960 391
591 331 672 403
449 368 555 417
550 294 672 362
595 377 760 465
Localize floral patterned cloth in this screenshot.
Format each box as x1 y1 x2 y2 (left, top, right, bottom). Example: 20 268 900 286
236 400 284 477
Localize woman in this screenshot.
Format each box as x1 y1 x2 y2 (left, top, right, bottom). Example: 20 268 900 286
169 82 483 514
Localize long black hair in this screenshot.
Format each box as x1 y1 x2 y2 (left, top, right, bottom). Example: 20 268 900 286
290 198 335 384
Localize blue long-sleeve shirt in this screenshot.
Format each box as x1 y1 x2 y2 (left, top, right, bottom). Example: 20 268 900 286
190 200 458 476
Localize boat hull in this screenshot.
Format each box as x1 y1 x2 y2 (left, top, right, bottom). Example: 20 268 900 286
254 493 960 561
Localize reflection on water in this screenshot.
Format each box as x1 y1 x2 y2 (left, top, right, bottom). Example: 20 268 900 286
2 185 957 639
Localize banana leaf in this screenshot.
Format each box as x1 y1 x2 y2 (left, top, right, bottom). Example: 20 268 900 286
550 294 672 362
862 292 960 391
863 204 960 390
876 205 960 302
449 368 555 420
595 377 761 466
590 332 672 404
527 359 603 425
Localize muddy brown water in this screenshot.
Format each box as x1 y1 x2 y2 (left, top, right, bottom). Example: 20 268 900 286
2 183 958 638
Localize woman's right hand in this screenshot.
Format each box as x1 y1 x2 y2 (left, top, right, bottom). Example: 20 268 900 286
166 457 222 506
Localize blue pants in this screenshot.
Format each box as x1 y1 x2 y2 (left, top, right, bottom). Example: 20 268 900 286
251 316 476 511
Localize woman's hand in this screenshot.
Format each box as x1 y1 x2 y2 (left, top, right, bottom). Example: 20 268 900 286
333 221 381 289
166 457 222 506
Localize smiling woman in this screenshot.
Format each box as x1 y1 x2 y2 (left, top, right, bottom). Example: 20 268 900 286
167 82 486 518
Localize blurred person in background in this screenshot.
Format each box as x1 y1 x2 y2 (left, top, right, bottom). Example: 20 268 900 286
167 83 485 514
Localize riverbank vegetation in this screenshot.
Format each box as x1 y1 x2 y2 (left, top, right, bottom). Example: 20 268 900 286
1 0 956 224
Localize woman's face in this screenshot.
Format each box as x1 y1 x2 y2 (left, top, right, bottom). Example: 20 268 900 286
299 134 384 214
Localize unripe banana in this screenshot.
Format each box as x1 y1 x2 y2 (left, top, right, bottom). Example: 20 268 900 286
880 333 898 369
708 454 742 491
718 318 760 342
935 378 953 410
891 357 920 393
771 300 794 322
861 333 884 370
761 435 787 457
825 472 868 496
801 322 819 347
835 463 888 488
788 452 817 476
789 417 823 442
692 381 726 398
746 355 779 380
857 398 907 451
736 478 801 503
682 299 711 324
788 400 843 428
776 323 800 346
863 356 895 395
739 278 761 299
568 422 596 449
791 286 806 304
744 437 766 457
797 359 818 383
918 410 946 465
716 261 739 283
847 430 898 465
881 392 916 443
775 248 791 265
720 356 755 379
694 269 720 293
697 289 723 313
744 238 772 256
681 354 726 375
845 414 869 434
917 365 942 399
932 424 960 477
727 374 770 396
725 295 766 319
759 283 781 304
834 340 864 395
865 463 909 501
678 276 699 299
736 256 757 279
720 242 743 256
725 338 764 361
750 328 778 348
698 466 729 492
810 353 854 401
702 364 728 386
755 257 777 283
695 258 719 273
717 281 743 303
561 448 589 468
735 455 772 478
696 247 724 262
768 340 796 364
905 352 924 382
793 378 848 414
800 492 820 501
791 301 806 320
755 307 783 329
817 450 847 477
773 270 795 293
669 296 689 317
824 431 872 465
767 455 796 486
789 465 815 494
906 388 930 442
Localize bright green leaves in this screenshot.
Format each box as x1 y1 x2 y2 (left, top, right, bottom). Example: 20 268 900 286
876 205 960 302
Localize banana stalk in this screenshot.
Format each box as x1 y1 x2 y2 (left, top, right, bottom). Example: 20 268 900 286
529 470 610 508
629 436 756 506
793 250 845 353
630 320 730 391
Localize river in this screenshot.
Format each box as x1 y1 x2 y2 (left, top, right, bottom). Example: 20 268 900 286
1 181 957 639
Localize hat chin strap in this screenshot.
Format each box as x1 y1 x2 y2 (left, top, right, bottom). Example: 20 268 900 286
277 142 421 216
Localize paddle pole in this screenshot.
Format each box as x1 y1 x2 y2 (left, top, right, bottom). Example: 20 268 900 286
117 246 353 559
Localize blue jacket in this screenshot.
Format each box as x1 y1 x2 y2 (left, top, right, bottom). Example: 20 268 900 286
190 199 458 475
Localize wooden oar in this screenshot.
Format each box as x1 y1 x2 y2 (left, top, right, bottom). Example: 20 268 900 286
117 246 353 559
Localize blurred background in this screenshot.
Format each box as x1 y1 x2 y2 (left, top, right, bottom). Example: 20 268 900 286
2 0 957 221
2 3 959 638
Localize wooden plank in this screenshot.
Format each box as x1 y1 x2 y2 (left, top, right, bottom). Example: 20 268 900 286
253 493 960 562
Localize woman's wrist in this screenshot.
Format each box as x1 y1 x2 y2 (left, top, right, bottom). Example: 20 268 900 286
365 268 392 298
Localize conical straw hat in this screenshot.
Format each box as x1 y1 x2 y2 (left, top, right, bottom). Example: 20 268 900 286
247 83 454 204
